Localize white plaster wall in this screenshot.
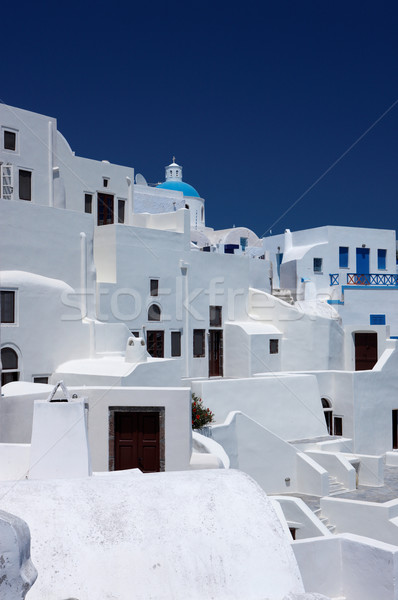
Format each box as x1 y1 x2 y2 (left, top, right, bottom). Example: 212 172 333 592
0 470 305 600
0 104 56 207
0 386 191 473
224 322 282 377
192 375 328 441
339 287 398 336
94 221 270 378
29 399 91 479
293 533 398 600
53 355 182 388
210 411 328 495
320 496 398 546
0 200 95 292
272 496 331 539
305 450 356 490
0 444 30 480
0 271 92 382
73 385 191 472
248 289 345 371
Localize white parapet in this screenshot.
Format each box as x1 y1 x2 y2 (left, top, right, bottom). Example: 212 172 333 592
29 397 91 480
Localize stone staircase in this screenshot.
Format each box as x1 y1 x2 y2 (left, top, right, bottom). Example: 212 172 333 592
328 475 347 496
313 507 336 534
272 288 295 304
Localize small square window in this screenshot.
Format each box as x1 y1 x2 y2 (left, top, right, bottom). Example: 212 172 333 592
4 131 16 151
150 279 159 296
210 306 222 327
85 193 93 214
103 178 109 188
33 376 49 384
193 329 205 357
313 258 323 273
118 199 125 224
171 331 181 357
270 339 279 354
19 170 31 201
1 291 15 323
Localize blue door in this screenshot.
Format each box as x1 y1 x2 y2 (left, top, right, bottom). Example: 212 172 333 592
356 248 370 283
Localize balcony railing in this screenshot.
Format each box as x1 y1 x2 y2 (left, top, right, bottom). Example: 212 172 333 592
329 273 398 286
347 273 398 286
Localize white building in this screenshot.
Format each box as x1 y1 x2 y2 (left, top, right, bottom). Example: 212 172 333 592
4 102 398 598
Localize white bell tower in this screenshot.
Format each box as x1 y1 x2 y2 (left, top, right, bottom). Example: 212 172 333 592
165 157 183 182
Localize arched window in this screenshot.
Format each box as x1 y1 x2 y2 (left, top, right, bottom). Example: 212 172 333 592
148 304 161 322
201 206 204 221
1 347 19 386
322 398 333 435
185 204 189 209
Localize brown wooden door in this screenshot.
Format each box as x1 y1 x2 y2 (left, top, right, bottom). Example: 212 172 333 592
209 330 223 377
114 412 160 472
354 332 378 371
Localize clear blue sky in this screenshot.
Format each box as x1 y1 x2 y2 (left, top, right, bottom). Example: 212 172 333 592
3 1 398 237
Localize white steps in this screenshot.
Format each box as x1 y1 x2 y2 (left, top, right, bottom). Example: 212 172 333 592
314 508 336 533
328 475 347 496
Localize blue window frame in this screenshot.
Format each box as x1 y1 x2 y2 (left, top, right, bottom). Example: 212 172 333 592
313 258 322 273
378 249 386 270
370 314 386 325
339 246 349 268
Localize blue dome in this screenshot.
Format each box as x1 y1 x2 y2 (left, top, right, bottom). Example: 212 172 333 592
156 181 200 198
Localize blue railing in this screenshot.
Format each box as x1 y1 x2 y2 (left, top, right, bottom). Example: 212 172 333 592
347 273 398 286
330 274 339 286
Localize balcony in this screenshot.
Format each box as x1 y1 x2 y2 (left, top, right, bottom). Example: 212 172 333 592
347 273 398 286
329 273 398 286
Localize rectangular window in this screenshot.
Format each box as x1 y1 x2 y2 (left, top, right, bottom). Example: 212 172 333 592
118 199 125 224
131 331 140 338
4 130 16 151
33 376 49 384
103 177 109 188
146 330 164 358
370 314 386 325
84 193 92 213
339 246 349 268
97 193 114 225
1 291 15 323
171 331 181 357
334 416 343 436
378 249 386 270
270 339 279 354
193 329 205 357
313 258 322 273
19 170 31 201
209 306 222 327
150 279 159 296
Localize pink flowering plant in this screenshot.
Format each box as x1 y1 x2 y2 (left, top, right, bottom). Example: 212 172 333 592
192 393 214 429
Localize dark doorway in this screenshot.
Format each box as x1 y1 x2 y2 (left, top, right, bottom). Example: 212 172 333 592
97 193 114 225
209 330 223 377
114 411 160 472
322 398 333 435
146 330 164 358
393 410 398 450
354 332 378 371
